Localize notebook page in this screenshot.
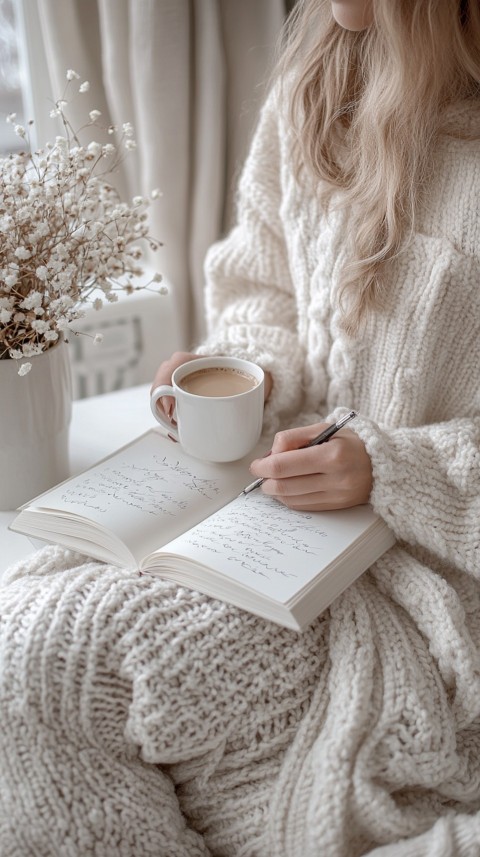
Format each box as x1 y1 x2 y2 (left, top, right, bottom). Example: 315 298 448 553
22 431 256 561
156 491 380 603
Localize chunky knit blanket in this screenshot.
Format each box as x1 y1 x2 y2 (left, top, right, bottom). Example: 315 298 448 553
1 544 480 857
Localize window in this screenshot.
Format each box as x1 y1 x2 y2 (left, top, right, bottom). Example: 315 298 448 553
0 0 25 153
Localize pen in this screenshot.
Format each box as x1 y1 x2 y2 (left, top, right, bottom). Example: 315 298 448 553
241 409 358 496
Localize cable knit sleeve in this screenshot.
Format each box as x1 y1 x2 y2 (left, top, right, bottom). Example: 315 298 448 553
196 90 305 435
327 225 480 579
346 413 480 578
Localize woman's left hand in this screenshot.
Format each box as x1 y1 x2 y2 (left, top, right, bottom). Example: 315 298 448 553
248 422 373 511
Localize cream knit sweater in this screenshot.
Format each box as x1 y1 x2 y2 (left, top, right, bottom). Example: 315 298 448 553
1 92 480 857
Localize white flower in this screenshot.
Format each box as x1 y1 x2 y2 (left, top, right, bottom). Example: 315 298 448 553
0 215 14 231
18 362 32 376
35 266 49 281
6 113 16 124
30 319 50 334
87 141 102 157
51 295 74 312
0 69 165 366
159 285 169 295
29 223 49 241
20 291 43 309
23 343 44 357
56 318 70 332
93 333 103 344
14 246 32 260
151 188 162 199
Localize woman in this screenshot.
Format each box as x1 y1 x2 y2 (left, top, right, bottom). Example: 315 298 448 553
2 1 480 855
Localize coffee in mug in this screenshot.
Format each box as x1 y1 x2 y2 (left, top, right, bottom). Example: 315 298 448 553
178 366 259 397
150 356 264 462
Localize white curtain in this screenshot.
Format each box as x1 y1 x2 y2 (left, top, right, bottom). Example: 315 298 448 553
24 0 287 347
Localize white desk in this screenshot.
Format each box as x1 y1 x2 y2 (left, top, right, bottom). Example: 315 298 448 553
0 384 154 580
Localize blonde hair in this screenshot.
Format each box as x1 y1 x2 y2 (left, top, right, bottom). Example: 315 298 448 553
276 0 480 333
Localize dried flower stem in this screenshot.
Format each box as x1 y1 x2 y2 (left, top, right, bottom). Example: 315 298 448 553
0 72 165 374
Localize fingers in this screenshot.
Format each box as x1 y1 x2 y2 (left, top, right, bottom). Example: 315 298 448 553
267 492 361 512
250 438 340 481
158 396 176 424
270 423 330 454
249 425 373 511
261 473 327 498
263 370 274 403
261 472 365 504
151 392 176 424
150 352 200 421
150 351 200 394
150 391 172 418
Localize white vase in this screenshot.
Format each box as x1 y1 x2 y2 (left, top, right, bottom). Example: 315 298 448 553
0 340 72 511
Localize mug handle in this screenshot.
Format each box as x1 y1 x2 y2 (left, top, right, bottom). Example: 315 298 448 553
150 385 179 441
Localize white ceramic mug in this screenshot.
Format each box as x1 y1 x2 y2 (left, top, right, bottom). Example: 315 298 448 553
150 356 265 462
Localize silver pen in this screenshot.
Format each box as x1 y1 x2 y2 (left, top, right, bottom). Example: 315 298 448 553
241 410 358 496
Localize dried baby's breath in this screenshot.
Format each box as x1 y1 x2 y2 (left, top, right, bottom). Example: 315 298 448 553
0 70 165 375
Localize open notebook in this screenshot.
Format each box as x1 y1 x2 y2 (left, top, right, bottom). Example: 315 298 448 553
10 429 395 631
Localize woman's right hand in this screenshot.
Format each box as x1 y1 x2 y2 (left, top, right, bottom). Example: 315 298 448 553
150 351 201 423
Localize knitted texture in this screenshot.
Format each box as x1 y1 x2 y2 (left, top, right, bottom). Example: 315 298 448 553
0 546 328 856
2 544 480 856
2 93 480 855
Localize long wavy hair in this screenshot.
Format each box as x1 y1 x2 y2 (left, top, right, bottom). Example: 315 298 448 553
276 0 480 333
